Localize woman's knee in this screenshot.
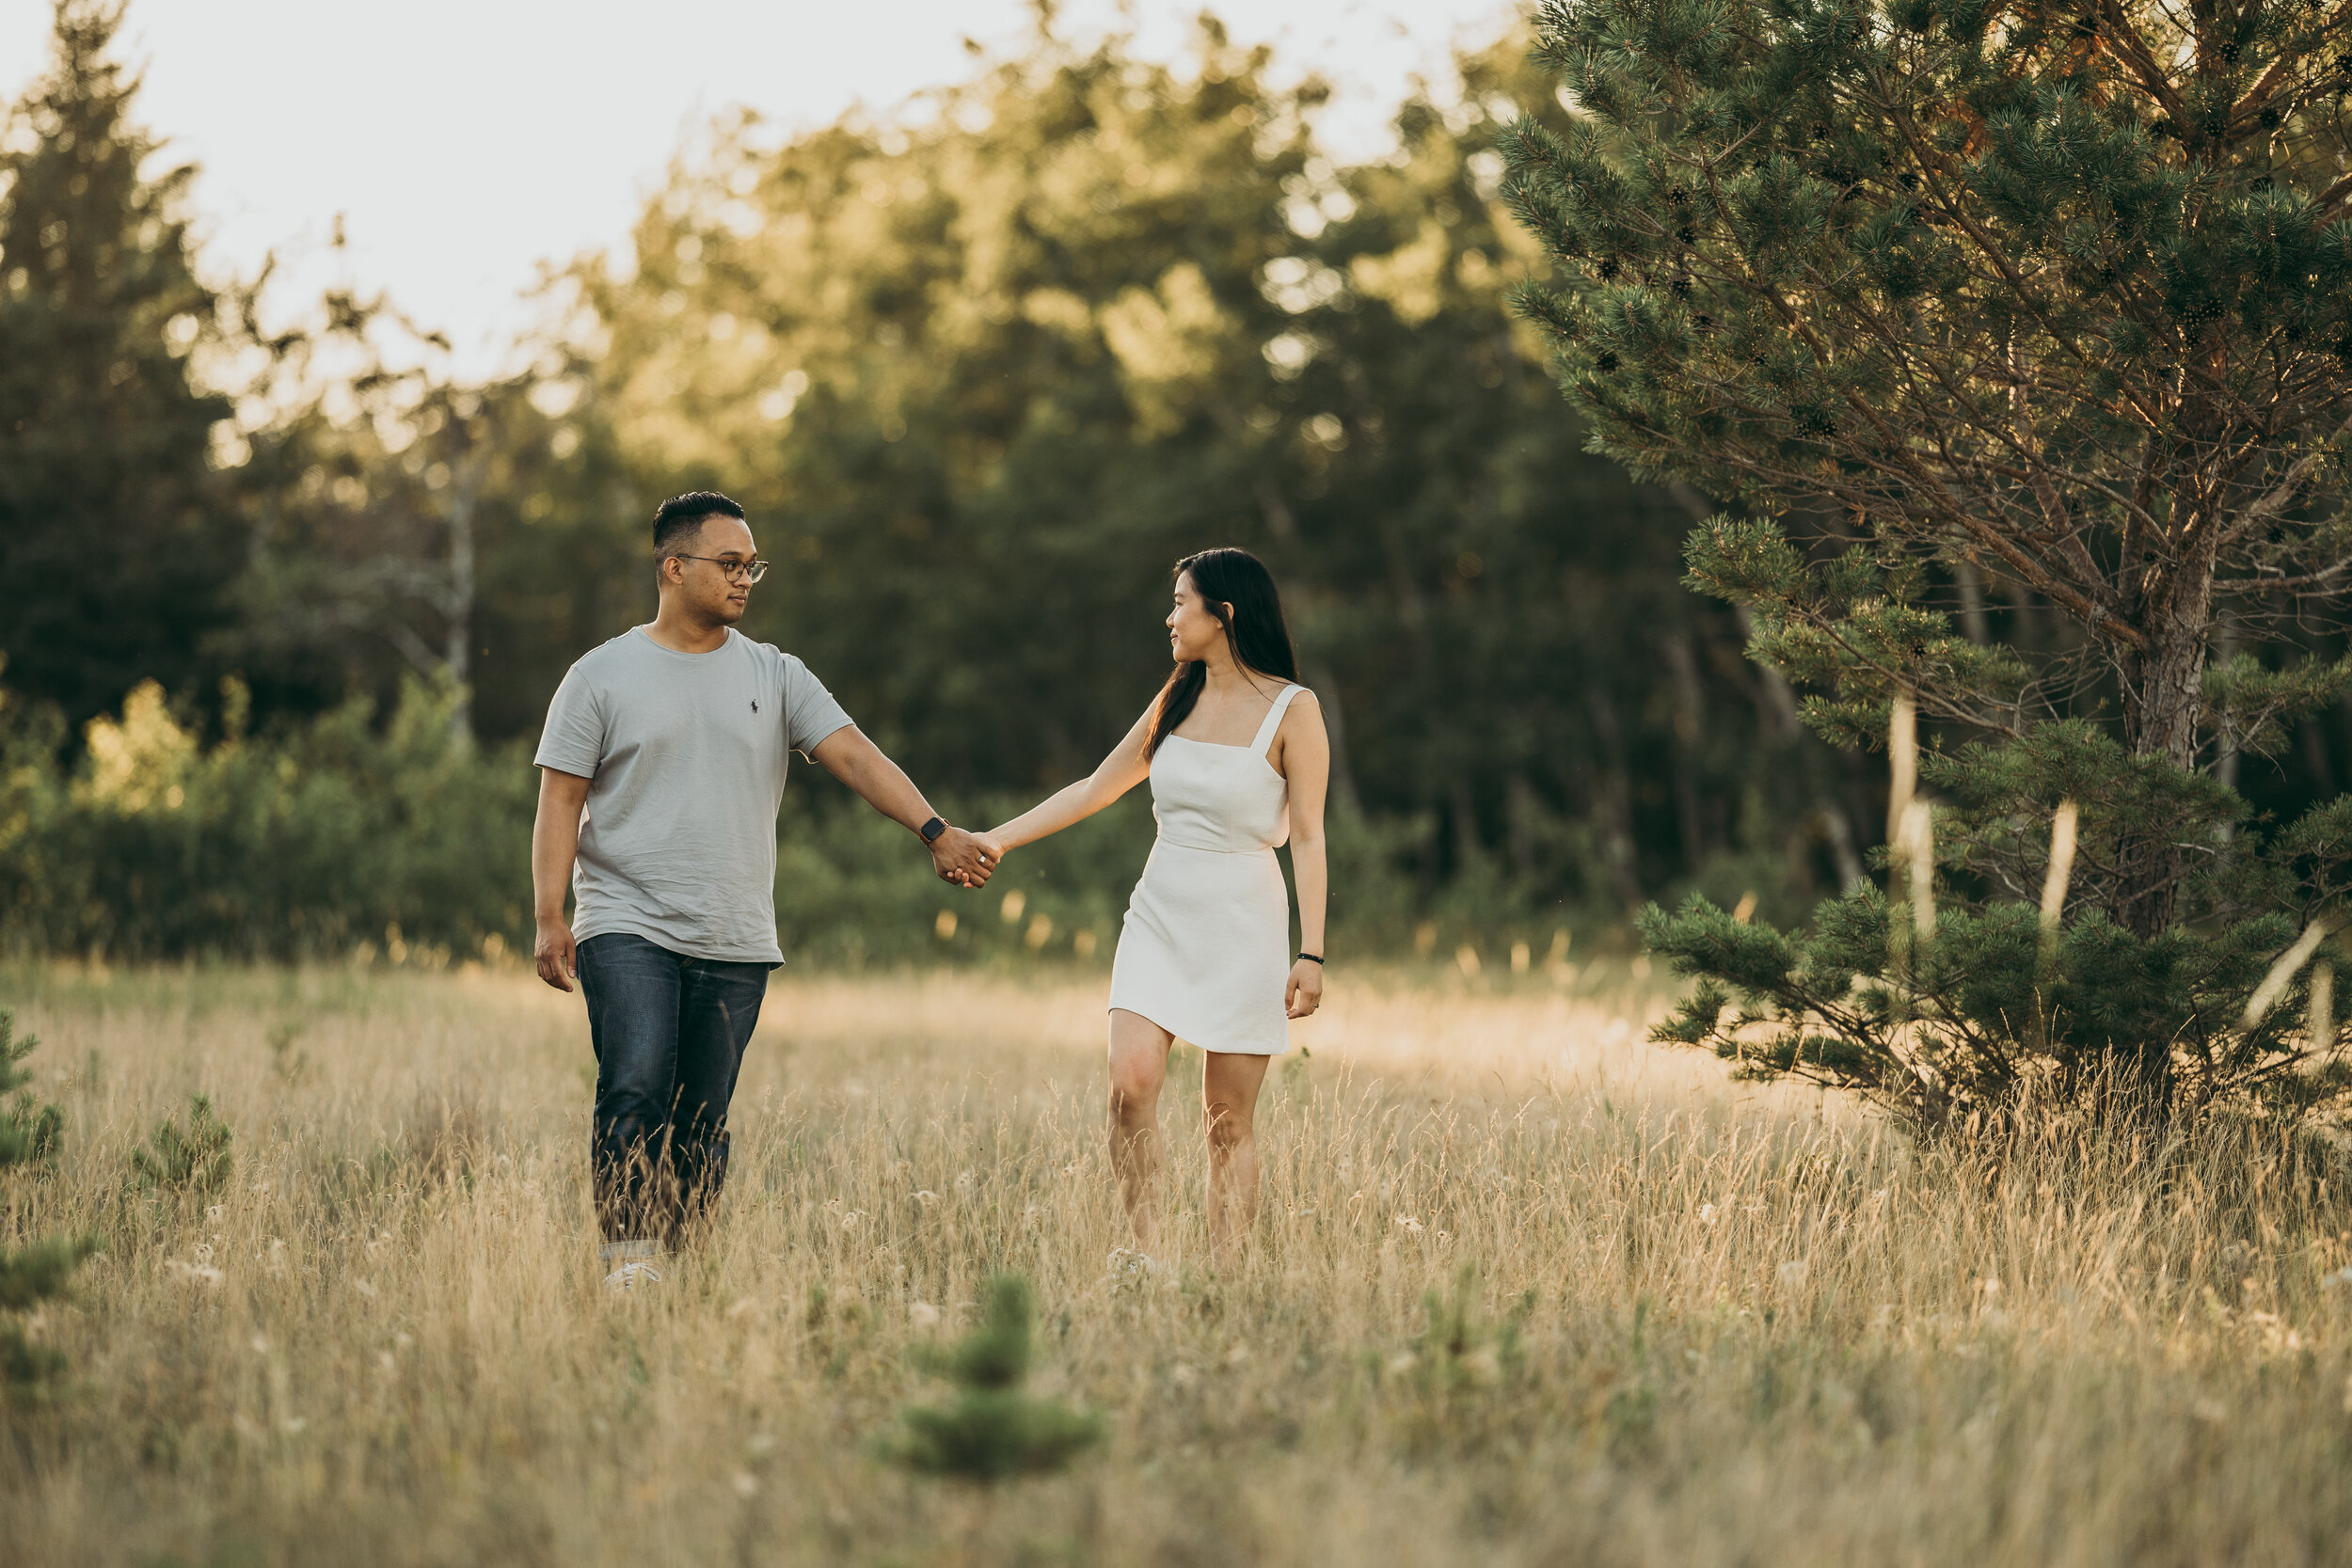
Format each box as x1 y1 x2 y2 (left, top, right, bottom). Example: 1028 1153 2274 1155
1105 1014 1168 1115
1202 1101 1254 1152
1107 1072 1159 1125
1200 1053 1268 1150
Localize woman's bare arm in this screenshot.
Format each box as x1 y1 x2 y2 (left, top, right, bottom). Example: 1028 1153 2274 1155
1276 694 1331 1016
983 702 1159 853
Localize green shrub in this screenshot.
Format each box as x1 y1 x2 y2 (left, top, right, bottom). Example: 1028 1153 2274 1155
0 1233 98 1313
1409 1265 1532 1398
1644 724 2352 1133
881 1275 1102 1482
133 1094 233 1194
0 1010 94 1396
3 1234 101 1394
0 1010 62 1168
0 676 1584 967
0 677 532 962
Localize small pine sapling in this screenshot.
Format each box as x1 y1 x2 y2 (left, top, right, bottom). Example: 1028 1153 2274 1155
2 1235 100 1392
133 1094 233 1194
0 1009 63 1169
882 1274 1102 1482
0 1010 97 1396
1381 1264 1536 1455
1409 1264 1531 1397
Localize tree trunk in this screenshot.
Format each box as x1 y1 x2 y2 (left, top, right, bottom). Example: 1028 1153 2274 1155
2114 545 2217 938
1450 780 1482 879
1731 603 1866 890
1585 690 1647 916
1954 562 1990 646
1662 631 1708 874
442 467 478 746
1506 772 1538 877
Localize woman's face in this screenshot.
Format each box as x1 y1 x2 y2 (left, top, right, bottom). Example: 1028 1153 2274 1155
1167 572 1230 664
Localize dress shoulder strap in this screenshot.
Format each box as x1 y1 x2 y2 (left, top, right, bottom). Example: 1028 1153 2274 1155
1249 684 1305 757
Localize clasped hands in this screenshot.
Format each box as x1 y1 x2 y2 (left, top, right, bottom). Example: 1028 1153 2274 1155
929 825 1001 889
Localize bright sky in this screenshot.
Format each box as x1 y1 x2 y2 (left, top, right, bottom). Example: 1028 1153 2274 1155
1 0 1519 377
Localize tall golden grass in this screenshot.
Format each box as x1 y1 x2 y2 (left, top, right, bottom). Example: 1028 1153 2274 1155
5 960 2351 1566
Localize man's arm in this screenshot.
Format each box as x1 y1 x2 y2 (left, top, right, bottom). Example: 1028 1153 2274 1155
807 726 993 887
532 767 593 990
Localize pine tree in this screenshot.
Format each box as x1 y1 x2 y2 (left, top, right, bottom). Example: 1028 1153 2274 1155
0 0 236 730
1503 0 2352 1123
0 1010 93 1395
882 1275 1101 1482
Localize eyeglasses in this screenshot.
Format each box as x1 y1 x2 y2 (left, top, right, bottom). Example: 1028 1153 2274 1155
670 554 770 584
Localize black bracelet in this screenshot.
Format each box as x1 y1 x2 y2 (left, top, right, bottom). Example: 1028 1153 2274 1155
1296 952 1324 964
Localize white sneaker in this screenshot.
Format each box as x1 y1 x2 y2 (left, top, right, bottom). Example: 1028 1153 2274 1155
599 1239 664 1295
1103 1247 1172 1287
602 1259 663 1294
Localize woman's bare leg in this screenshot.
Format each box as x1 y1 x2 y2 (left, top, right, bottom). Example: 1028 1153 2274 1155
1106 1009 1174 1250
1202 1051 1272 1262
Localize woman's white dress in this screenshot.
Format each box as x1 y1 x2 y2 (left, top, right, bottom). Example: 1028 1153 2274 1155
1107 684 1303 1055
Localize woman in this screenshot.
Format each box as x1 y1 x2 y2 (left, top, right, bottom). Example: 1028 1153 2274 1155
977 548 1329 1259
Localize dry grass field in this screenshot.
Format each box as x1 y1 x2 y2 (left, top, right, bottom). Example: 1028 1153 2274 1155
5 958 2352 1567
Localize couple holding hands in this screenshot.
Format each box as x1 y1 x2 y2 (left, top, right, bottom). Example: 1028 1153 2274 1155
531 491 1329 1291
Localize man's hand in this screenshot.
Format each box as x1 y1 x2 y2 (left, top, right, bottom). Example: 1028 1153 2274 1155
930 826 995 888
531 767 591 993
809 728 995 888
535 917 579 992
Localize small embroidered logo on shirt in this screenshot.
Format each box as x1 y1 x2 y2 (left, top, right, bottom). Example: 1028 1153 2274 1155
751 699 760 713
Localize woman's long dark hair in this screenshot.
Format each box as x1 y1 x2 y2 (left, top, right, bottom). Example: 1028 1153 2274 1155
1146 547 1300 759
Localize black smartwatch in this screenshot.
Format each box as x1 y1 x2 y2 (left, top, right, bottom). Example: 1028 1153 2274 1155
918 816 948 844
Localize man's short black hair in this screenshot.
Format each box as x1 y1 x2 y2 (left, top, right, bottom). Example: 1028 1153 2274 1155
653 491 747 556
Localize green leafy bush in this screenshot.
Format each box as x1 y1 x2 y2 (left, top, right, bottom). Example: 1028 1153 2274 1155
0 675 1504 968
0 678 532 961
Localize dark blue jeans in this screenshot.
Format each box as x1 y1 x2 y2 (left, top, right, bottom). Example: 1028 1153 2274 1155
576 932 770 1245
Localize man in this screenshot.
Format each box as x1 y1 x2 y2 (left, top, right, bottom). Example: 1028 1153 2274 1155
532 491 993 1292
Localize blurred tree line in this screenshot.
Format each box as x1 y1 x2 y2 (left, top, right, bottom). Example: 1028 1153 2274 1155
13 1 2336 962
527 16 1874 927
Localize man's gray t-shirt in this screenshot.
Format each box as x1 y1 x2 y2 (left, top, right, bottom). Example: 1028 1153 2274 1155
533 626 854 964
